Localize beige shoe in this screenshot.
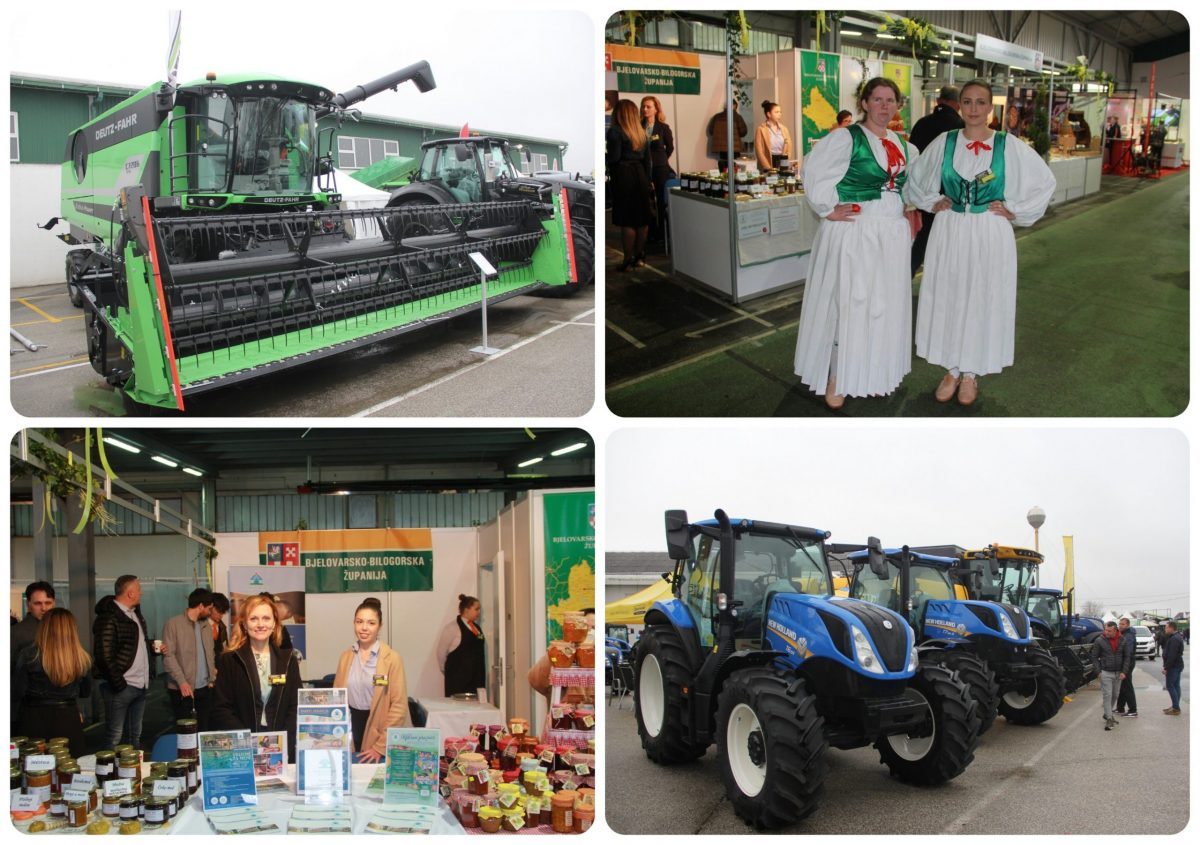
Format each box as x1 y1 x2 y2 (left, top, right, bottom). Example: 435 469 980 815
824 376 844 410
934 373 960 402
957 376 978 406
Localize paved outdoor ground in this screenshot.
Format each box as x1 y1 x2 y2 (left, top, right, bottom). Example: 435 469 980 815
10 284 594 417
605 655 1189 834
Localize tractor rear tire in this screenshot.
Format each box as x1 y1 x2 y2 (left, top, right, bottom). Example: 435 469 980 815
633 625 706 764
998 646 1066 726
66 251 88 308
716 668 828 829
926 650 1000 735
876 661 980 786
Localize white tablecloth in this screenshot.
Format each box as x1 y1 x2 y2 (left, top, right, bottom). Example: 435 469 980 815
166 764 462 835
419 698 503 739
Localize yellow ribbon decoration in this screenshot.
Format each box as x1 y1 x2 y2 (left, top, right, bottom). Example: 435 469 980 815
72 430 94 534
738 11 750 51
626 11 638 46
95 427 119 481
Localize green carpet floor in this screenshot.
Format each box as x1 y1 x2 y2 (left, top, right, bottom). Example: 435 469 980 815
607 174 1189 416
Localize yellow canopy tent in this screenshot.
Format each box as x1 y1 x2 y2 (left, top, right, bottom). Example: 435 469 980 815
605 579 673 626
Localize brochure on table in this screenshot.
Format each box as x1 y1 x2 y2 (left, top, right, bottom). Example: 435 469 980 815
288 803 354 833
297 687 353 802
198 730 258 811
251 730 289 793
205 807 281 834
383 727 441 806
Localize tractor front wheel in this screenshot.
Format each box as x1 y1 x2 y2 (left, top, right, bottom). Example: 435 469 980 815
633 625 706 764
926 650 1000 734
877 661 980 785
716 668 828 828
998 646 1066 725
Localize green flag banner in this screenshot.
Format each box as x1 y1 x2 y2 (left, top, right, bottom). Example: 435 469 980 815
800 51 841 154
257 528 434 593
542 491 595 644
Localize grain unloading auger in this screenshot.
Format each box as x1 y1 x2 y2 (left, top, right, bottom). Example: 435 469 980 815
42 61 580 411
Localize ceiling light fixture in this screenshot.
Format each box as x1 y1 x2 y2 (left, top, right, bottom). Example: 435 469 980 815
550 443 588 457
518 457 544 468
151 455 179 468
103 436 141 454
182 467 204 477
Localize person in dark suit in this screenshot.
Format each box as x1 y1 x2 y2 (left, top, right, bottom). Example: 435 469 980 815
641 96 676 244
907 85 965 277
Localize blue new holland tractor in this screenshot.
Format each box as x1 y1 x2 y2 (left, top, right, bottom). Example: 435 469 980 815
633 511 980 828
847 545 1065 734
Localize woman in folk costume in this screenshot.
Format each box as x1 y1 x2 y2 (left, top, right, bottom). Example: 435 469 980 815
906 79 1056 405
794 77 921 408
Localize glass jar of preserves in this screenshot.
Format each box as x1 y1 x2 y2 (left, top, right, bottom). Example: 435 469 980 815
573 705 596 731
525 797 541 828
143 797 169 827
25 768 52 803
167 762 188 799
551 790 577 833
507 717 530 736
185 757 199 794
501 808 525 832
477 806 502 833
547 641 576 668
10 763 21 791
93 751 117 784
102 793 123 818
573 803 595 833
458 793 479 829
49 792 67 819
117 753 141 788
575 641 596 668
68 799 89 828
175 719 199 760
119 795 140 821
549 705 575 730
465 762 491 797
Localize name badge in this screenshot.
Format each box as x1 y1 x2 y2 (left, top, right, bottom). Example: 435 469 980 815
269 674 287 686
976 169 996 184
373 674 389 687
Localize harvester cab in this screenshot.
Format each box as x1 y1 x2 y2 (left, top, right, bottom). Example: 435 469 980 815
44 62 581 411
634 510 979 829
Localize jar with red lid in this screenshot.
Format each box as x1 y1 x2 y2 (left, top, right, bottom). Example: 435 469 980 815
502 769 519 785
519 735 539 755
534 743 555 767
547 640 576 668
549 705 575 731
573 705 595 731
470 724 490 753
496 736 520 771
555 746 577 772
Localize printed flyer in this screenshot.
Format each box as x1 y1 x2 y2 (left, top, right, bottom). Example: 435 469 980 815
198 730 258 811
384 727 442 805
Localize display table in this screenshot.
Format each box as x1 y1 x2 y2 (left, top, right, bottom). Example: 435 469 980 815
1161 142 1185 168
1047 153 1102 205
668 188 821 302
420 698 503 739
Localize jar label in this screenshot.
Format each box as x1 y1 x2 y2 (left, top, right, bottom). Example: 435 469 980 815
476 769 489 784
11 793 42 811
562 779 578 791
152 781 180 799
72 773 96 789
62 788 90 803
564 810 573 826
574 763 590 776
580 817 592 832
25 754 57 771
145 807 165 823
510 816 526 831
104 778 132 798
499 793 517 809
176 733 198 750
540 751 555 764
94 763 114 776
583 716 595 728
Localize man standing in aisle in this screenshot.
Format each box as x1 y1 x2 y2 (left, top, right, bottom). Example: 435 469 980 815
1116 616 1139 717
11 581 56 662
162 588 218 730
1161 620 1185 715
1091 620 1130 730
907 85 964 277
94 575 156 749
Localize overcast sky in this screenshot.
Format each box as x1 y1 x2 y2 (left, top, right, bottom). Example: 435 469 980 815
8 5 595 174
607 428 1189 615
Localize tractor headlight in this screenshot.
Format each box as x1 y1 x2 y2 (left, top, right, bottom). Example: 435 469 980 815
851 626 884 674
998 609 1019 639
907 645 919 673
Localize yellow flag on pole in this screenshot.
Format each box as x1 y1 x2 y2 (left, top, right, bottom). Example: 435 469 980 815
1062 535 1075 596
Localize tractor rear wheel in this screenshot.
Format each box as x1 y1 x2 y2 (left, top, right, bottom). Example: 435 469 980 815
66 251 88 308
926 650 1000 734
998 646 1066 725
633 625 706 764
877 661 980 785
716 668 828 828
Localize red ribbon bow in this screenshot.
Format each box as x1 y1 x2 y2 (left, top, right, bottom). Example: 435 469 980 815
966 140 992 156
880 138 906 188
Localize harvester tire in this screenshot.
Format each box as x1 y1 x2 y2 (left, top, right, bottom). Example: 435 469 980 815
877 661 979 786
998 646 1066 726
716 668 828 829
634 625 706 764
925 650 1000 735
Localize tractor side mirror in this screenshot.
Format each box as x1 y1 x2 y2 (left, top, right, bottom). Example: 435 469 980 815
664 509 690 561
454 143 471 162
867 536 889 581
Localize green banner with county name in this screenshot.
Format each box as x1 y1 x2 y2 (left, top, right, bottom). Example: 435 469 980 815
257 528 434 593
607 45 701 95
542 491 595 644
800 51 841 154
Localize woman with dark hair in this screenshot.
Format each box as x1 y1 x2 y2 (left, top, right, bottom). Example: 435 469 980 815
834 110 854 129
907 79 1055 405
606 98 653 271
794 77 920 408
641 96 675 243
755 99 793 170
333 598 408 763
436 594 486 696
12 608 91 758
211 594 301 760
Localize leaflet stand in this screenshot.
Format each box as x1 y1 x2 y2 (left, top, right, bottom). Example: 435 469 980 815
468 252 501 356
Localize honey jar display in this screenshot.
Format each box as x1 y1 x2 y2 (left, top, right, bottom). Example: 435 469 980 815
575 641 595 668
547 641 575 667
477 806 503 833
561 611 588 643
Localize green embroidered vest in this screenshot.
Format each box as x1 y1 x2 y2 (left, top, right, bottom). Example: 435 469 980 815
835 124 908 202
941 130 1008 213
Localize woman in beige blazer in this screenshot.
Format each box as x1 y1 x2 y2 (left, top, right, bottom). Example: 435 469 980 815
754 99 792 171
333 597 409 763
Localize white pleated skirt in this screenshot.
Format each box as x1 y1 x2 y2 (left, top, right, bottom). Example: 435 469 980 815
914 210 1018 376
793 211 913 397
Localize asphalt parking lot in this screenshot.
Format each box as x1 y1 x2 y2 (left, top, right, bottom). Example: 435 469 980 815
605 656 1189 834
9 283 594 417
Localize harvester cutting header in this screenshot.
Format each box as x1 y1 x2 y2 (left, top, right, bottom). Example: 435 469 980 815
43 61 584 411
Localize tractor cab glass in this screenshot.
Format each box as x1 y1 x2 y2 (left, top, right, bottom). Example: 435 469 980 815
419 145 482 202
1026 593 1062 631
184 93 317 195
852 560 955 630
480 142 521 182
975 557 1035 606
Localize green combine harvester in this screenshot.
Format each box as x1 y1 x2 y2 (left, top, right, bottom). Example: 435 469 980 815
41 61 581 411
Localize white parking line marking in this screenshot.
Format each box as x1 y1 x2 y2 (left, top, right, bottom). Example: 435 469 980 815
11 360 93 380
605 321 645 349
352 308 595 417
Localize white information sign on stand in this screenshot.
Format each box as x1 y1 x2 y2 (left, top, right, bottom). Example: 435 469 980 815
737 207 770 240
469 251 501 356
769 204 801 236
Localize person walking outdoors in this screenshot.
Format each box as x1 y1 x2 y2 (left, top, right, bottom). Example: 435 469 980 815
906 85 963 277
334 598 409 763
12 608 92 758
641 96 675 244
94 575 156 750
906 79 1056 406
1115 616 1139 717
1091 620 1132 730
793 77 920 408
606 99 653 272
162 588 219 730
1161 620 1185 715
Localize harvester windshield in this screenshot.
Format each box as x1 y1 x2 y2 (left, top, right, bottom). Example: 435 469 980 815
185 93 318 194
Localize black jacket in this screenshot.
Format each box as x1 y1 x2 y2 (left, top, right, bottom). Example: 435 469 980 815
1162 631 1186 672
605 123 651 179
644 120 675 172
211 642 300 761
1119 627 1137 675
93 596 155 691
908 104 966 153
14 644 92 709
1091 633 1133 674
11 613 40 663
